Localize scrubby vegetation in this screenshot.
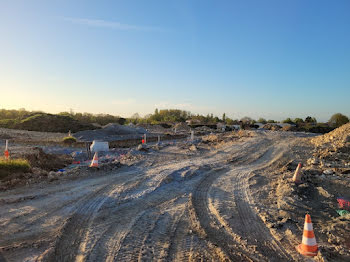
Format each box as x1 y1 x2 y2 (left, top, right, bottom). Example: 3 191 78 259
62 136 77 145
0 113 96 133
0 108 349 134
328 113 349 128
0 109 126 130
0 158 31 179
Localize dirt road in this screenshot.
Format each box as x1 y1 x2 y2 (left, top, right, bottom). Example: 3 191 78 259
0 131 314 261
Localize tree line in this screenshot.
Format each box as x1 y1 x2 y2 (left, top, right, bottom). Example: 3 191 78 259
0 108 348 129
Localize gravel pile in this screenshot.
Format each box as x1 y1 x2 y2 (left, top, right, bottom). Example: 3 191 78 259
74 123 148 142
311 123 350 149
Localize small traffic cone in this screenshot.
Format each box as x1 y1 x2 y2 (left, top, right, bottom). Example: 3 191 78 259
90 152 99 168
296 214 318 257
292 163 302 184
4 140 9 160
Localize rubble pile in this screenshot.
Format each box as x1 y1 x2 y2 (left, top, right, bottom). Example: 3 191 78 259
308 123 350 174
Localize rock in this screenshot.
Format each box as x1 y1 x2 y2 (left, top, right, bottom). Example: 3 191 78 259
153 144 160 151
31 167 41 175
137 144 149 152
48 171 58 181
323 169 333 175
307 158 319 165
189 145 197 151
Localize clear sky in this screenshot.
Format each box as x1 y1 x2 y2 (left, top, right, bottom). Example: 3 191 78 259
1 0 349 121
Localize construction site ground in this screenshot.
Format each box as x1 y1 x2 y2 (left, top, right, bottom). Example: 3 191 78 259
0 129 349 261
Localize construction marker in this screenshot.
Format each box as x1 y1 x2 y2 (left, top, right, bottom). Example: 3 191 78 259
4 140 9 160
293 163 303 184
296 214 318 257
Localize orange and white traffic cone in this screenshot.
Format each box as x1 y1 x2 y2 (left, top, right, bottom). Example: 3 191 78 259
296 214 318 257
293 163 302 184
90 152 99 168
4 139 9 160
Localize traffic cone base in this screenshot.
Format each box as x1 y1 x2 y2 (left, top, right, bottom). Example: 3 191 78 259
296 244 317 257
296 214 318 257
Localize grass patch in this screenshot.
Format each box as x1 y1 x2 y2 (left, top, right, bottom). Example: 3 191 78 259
62 136 77 145
0 158 31 180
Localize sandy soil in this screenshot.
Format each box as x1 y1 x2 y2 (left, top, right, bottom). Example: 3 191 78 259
0 130 348 261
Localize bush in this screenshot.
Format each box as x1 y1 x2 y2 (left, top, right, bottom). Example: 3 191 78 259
62 136 77 145
0 119 18 128
328 113 349 128
0 158 31 179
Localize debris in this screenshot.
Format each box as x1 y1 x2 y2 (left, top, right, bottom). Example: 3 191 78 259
137 144 149 152
323 169 334 175
336 210 350 216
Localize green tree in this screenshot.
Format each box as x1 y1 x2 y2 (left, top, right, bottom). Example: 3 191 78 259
222 113 226 123
305 116 317 123
257 118 267 124
328 113 349 128
226 117 234 125
294 118 304 124
283 118 294 124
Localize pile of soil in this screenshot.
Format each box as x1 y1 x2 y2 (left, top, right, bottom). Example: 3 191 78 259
174 122 191 133
0 147 73 190
200 131 251 147
4 113 97 133
137 124 168 133
0 128 66 143
281 125 298 132
18 147 73 171
308 123 350 172
194 126 213 133
311 123 350 150
74 123 147 141
250 125 350 260
263 124 281 131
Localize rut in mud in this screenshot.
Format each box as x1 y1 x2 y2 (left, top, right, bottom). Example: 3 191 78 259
0 132 311 261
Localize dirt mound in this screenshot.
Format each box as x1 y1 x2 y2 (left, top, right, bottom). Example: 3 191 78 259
308 123 350 171
311 123 350 149
74 123 147 141
18 147 72 171
0 128 65 143
174 122 190 132
262 124 281 131
281 125 297 132
136 124 167 133
10 113 97 133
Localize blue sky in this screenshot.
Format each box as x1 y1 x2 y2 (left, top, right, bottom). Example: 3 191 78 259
0 0 349 121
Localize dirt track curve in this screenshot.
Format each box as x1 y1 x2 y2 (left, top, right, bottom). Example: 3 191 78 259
0 131 312 261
